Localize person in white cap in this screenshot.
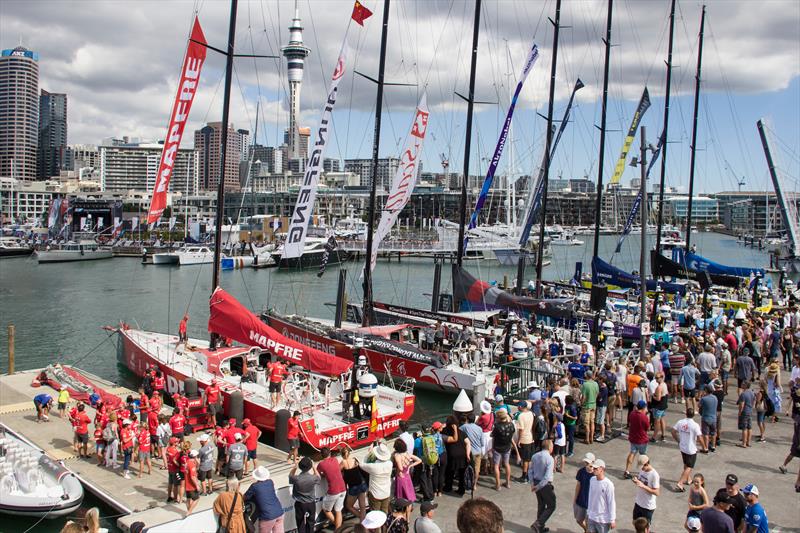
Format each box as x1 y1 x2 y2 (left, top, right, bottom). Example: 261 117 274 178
573 452 595 533
184 449 201 515
362 509 387 532
527 380 544 416
742 484 768 533
586 458 616 533
225 433 247 489
197 433 215 495
360 441 394 517
477 400 495 475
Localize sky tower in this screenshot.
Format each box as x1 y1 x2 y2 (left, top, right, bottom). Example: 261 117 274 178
281 1 310 161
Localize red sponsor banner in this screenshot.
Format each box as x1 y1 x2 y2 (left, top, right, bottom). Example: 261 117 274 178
146 17 207 224
208 288 353 377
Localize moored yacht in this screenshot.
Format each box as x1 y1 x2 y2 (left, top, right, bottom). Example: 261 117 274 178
35 240 113 263
0 236 33 258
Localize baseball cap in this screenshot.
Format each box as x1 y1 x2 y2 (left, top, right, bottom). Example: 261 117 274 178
189 449 199 457
686 516 701 531
714 489 731 505
517 400 528 409
420 501 438 514
228 418 237 425
637 455 650 466
592 459 606 469
431 421 443 430
198 433 210 442
725 473 738 486
242 418 251 426
582 452 596 464
234 433 243 441
742 484 759 496
637 400 647 409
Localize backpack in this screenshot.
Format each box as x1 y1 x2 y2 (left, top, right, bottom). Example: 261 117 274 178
102 424 116 443
421 435 439 466
463 463 475 495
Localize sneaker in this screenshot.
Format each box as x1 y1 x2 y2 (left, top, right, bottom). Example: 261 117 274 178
596 436 605 442
623 471 631 480
779 466 787 474
124 471 131 479
566 452 574 457
680 399 685 404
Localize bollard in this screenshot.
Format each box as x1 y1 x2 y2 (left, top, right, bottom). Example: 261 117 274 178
7 325 15 375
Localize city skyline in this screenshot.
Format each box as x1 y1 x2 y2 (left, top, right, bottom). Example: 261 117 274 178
1 0 798 195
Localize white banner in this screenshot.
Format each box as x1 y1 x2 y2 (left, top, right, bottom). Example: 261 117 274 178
369 94 429 273
169 216 177 231
131 216 139 232
283 50 348 259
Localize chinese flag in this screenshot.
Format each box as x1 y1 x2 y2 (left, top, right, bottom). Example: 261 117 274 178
351 0 373 26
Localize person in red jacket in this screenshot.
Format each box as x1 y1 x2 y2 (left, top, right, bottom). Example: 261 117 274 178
137 421 152 477
170 407 187 441
138 387 150 418
147 410 160 460
150 390 163 414
214 424 228 476
165 437 182 503
286 410 301 463
204 379 221 427
153 371 166 396
242 418 261 475
266 359 288 408
120 419 137 479
73 403 91 459
184 449 201 515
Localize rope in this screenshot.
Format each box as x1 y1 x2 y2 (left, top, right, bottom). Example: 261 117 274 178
67 330 118 369
22 500 63 533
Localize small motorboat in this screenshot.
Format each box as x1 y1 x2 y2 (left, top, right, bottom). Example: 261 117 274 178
0 426 84 518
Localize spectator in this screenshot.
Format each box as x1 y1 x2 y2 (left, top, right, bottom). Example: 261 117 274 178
737 381 755 447
289 456 319 533
624 400 650 479
671 408 702 492
460 414 484 486
515 401 535 482
633 516 650 533
397 421 414 453
698 384 718 453
742 484 769 533
245 466 285 533
386 497 413 533
632 455 660 528
430 422 447 498
318 447 347 530
213 479 247 533
586 459 616 533
580 372 600 445
341 446 369 521
699 488 735 533
736 349 757 393
362 510 388 533
685 473 709 527
573 452 595 533
697 344 717 386
669 346 687 404
490 408 518 490
413 501 441 533
442 415 471 495
650 372 669 442
456 497 503 533
564 395 578 457
681 360 701 411
360 441 394 518
529 439 555 533
595 375 609 442
777 378 800 492
723 474 747 532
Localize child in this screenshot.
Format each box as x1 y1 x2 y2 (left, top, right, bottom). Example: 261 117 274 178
552 415 566 473
563 395 578 457
685 473 709 531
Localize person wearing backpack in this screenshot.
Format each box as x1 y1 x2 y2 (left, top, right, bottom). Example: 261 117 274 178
430 422 447 498
414 429 436 501
460 414 484 488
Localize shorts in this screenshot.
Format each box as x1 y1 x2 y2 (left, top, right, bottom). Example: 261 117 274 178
681 452 697 469
347 482 368 496
756 411 766 424
186 490 200 501
76 432 89 444
198 469 213 481
582 408 596 425
595 407 607 425
288 438 300 449
671 374 681 384
58 402 67 410
492 449 511 465
553 444 566 456
684 388 696 398
587 519 612 533
168 471 183 485
633 503 654 524
150 435 159 446
247 449 257 460
227 467 243 480
721 369 729 381
738 415 752 430
95 442 106 453
322 491 345 512
269 382 281 393
472 453 483 474
207 402 219 416
654 409 666 420
139 450 151 461
173 432 184 441
519 443 534 462
217 445 227 459
701 420 716 436
630 443 648 455
573 503 588 523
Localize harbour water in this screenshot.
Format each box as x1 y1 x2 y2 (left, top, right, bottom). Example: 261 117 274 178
0 232 786 532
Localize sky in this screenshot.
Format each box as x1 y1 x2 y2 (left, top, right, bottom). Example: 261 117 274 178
2 0 799 195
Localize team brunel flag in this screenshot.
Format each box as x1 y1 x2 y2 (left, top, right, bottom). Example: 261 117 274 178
146 18 207 225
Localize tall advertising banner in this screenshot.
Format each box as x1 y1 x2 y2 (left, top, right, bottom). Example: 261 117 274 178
146 18 207 225
368 95 429 273
465 43 539 250
609 87 651 185
283 51 347 259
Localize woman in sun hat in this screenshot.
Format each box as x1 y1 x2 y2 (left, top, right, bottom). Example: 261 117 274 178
361 510 387 533
766 360 783 422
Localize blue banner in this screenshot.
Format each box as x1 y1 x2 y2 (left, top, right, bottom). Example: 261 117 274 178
464 43 539 251
518 79 585 247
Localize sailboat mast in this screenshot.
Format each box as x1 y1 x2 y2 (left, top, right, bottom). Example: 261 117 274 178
211 0 239 291
654 0 676 255
455 0 482 268
685 5 706 251
534 0 562 297
591 0 613 260
361 0 390 327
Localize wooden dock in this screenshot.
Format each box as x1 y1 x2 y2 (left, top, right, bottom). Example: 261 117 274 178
0 368 331 532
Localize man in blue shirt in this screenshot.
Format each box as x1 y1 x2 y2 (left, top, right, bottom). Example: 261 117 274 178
742 484 769 533
33 393 53 422
568 358 587 383
681 360 701 411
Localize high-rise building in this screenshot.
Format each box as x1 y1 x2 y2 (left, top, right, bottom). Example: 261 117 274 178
283 126 310 161
38 89 67 179
281 5 310 160
249 145 283 174
194 122 245 192
66 144 100 174
344 157 400 191
323 158 341 173
0 46 39 181
99 143 198 194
